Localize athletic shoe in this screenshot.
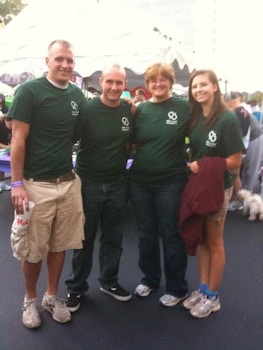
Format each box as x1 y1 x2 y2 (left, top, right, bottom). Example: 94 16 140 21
228 200 243 211
41 293 71 323
22 297 41 329
66 293 81 312
237 204 243 210
182 290 203 310
100 284 132 301
0 183 11 191
3 184 11 191
159 293 188 307
134 284 153 297
190 295 221 318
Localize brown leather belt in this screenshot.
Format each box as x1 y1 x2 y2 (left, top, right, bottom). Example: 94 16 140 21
24 170 76 183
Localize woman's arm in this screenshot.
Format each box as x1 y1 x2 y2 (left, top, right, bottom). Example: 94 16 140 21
189 151 242 174
225 151 242 170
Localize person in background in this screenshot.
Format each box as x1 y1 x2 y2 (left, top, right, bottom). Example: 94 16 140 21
0 94 9 115
129 62 190 307
241 112 263 194
9 39 86 329
0 114 12 149
134 88 146 104
0 114 12 192
65 64 134 312
182 69 243 318
92 91 100 98
248 99 262 124
224 91 250 210
225 92 263 194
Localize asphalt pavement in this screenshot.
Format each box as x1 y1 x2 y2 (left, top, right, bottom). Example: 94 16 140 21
0 189 263 350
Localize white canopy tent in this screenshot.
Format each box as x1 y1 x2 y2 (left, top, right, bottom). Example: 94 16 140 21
0 81 13 96
0 0 195 90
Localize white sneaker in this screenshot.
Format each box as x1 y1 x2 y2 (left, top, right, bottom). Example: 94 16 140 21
190 295 221 318
0 182 11 191
41 293 71 323
22 297 41 329
182 290 203 310
134 284 153 297
159 293 188 307
228 200 243 211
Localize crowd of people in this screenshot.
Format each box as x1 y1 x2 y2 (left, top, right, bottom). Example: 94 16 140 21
4 39 262 329
224 92 263 210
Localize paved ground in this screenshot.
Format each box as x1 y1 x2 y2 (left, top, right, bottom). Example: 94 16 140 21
0 189 263 350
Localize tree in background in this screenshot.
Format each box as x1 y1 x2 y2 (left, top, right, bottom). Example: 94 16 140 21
0 0 25 25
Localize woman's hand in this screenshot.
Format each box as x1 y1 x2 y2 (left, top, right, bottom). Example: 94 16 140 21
122 97 137 114
188 161 199 174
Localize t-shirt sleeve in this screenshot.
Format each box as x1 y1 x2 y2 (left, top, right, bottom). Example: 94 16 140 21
8 84 35 124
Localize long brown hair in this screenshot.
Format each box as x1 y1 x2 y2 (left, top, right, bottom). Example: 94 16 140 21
188 69 228 131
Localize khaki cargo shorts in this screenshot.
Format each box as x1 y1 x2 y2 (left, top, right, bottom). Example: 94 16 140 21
10 174 85 262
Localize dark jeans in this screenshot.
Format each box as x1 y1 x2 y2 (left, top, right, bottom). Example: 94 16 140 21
130 178 188 297
65 176 128 294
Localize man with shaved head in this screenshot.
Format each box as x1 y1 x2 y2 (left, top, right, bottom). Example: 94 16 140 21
65 64 134 312
9 40 86 328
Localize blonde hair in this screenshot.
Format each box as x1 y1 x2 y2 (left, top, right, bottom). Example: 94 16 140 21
48 39 73 52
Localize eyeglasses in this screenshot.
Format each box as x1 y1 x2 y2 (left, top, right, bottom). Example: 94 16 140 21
148 78 170 85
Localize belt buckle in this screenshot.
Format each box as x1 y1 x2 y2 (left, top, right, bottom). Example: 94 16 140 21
57 175 64 183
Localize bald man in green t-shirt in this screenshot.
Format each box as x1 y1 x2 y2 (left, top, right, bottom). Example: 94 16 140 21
65 64 134 311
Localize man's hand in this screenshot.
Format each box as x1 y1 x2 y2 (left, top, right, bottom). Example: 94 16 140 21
11 186 29 214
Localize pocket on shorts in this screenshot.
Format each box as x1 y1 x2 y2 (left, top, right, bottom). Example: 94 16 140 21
10 224 29 261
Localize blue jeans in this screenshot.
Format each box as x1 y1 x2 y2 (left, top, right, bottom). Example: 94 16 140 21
65 176 128 294
130 178 188 297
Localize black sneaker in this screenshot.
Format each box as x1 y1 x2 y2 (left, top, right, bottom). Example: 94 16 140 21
66 293 81 312
100 284 132 301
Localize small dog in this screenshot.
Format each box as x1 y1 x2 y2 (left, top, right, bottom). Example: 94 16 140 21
237 189 263 221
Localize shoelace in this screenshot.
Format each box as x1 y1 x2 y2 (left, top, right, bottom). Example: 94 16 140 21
45 297 67 309
22 299 37 312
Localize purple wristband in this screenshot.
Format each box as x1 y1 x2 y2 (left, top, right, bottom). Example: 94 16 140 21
11 181 24 188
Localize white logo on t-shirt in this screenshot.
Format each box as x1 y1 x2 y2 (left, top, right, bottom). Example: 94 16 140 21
206 130 217 147
71 101 79 116
166 111 178 125
122 116 130 131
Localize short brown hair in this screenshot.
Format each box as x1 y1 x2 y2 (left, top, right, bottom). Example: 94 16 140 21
145 62 175 87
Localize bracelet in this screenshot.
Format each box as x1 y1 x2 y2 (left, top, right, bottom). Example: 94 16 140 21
11 181 24 188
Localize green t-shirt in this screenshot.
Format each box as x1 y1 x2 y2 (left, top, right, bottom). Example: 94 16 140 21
129 96 191 183
189 110 244 188
75 97 134 181
8 77 86 178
